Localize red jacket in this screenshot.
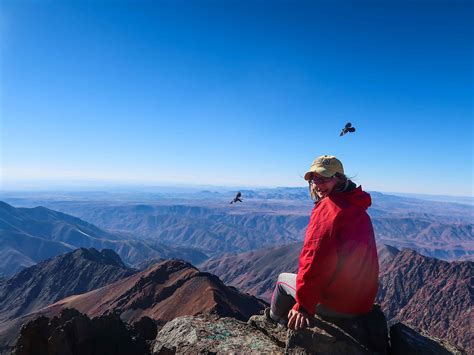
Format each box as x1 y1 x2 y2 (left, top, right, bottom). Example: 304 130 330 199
293 185 379 316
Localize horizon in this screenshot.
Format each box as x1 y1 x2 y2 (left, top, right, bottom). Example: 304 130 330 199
1 0 473 196
1 180 473 202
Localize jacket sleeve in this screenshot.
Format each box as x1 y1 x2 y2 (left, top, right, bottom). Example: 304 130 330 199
293 208 341 316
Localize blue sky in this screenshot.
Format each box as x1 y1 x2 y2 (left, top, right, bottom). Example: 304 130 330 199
1 0 472 196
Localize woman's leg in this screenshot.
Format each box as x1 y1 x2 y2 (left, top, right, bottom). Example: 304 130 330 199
270 273 297 324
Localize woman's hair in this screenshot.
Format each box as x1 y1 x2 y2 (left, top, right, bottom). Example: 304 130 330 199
308 172 350 203
333 172 349 192
308 182 321 203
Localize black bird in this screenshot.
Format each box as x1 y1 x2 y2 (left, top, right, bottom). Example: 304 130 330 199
340 122 356 137
230 191 243 204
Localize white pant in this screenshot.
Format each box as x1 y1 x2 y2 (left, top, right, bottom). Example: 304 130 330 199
269 272 358 322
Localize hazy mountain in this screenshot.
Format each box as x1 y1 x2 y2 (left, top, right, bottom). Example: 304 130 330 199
372 217 473 260
0 201 123 243
5 188 471 261
31 203 308 256
201 243 472 352
0 201 208 276
385 192 474 205
0 231 74 277
0 248 135 323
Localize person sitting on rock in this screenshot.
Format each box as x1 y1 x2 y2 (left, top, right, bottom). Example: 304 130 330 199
269 155 379 330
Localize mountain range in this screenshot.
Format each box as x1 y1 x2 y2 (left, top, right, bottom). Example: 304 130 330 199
0 252 265 354
2 187 471 262
0 201 207 276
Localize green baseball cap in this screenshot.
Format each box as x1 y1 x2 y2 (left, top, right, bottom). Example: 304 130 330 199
304 155 344 180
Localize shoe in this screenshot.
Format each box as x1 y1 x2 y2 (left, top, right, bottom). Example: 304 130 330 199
248 308 287 347
268 308 288 327
251 308 286 328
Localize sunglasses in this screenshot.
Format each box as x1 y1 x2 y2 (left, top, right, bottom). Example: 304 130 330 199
310 174 335 184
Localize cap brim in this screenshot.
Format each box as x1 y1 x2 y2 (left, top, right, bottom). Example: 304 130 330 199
304 166 334 180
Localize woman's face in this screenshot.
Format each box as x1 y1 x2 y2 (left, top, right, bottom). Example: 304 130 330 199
310 173 338 198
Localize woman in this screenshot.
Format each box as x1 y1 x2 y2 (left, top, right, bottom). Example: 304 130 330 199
269 155 379 330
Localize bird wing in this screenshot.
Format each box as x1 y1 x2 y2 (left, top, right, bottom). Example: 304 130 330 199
348 127 355 132
345 122 352 128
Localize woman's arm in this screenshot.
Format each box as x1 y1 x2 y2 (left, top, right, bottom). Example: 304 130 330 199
292 208 341 316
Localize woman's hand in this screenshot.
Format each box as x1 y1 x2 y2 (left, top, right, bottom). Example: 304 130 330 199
287 309 310 330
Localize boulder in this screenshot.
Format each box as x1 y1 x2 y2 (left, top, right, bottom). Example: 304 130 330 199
152 306 389 354
249 305 388 354
14 316 50 355
14 309 150 355
390 323 465 355
287 305 388 354
152 314 283 354
133 316 158 341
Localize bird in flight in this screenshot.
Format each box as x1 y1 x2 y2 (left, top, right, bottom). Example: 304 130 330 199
230 192 243 204
340 122 356 137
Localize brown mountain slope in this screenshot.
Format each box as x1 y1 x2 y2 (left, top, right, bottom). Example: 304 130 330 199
377 249 472 352
200 242 301 301
42 259 265 323
0 248 135 323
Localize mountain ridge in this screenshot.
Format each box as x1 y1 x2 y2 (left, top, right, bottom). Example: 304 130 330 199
0 201 208 276
0 248 135 323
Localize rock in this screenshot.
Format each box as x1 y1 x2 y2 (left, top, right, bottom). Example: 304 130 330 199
249 306 388 355
152 314 283 354
296 305 389 354
153 306 389 354
14 309 150 355
14 316 50 355
14 307 464 355
247 308 287 347
133 316 158 341
389 323 466 355
286 319 376 355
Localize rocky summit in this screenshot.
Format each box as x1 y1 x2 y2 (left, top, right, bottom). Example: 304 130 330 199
14 305 464 355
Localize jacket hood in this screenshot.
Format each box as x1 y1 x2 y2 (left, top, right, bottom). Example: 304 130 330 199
330 185 372 210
